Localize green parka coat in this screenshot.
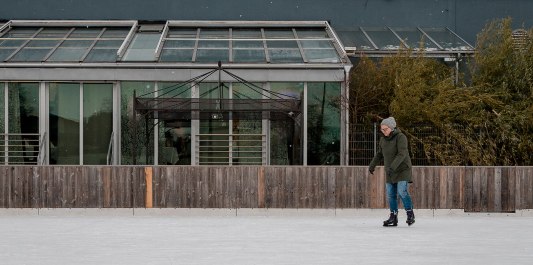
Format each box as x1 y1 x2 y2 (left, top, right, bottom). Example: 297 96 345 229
369 128 412 183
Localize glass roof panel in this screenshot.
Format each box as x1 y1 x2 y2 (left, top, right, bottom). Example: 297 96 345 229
233 49 266 63
336 30 375 50
159 49 193 62
0 49 16 61
47 48 87 61
0 39 26 47
422 28 473 51
100 28 130 38
199 28 228 39
195 49 229 62
300 40 334 49
268 49 303 63
198 40 229 49
163 40 196 48
363 27 404 50
35 28 71 38
233 40 263 49
266 40 298 49
83 49 118 62
26 39 62 47
94 40 124 48
10 48 51 61
60 40 94 48
264 29 294 39
167 28 197 38
70 28 103 38
2 28 40 38
392 28 439 50
123 33 160 61
295 28 329 38
232 28 262 39
304 48 340 63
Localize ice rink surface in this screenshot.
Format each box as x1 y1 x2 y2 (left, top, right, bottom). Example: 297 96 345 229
1 209 532 265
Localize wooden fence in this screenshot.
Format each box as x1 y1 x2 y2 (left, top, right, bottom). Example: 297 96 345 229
0 166 531 212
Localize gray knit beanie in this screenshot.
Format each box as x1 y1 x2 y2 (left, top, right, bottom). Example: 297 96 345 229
381 117 397 129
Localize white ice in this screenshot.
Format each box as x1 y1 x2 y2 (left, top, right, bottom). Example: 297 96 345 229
1 209 532 265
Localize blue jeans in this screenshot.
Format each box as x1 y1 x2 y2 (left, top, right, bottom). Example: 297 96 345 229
386 181 413 213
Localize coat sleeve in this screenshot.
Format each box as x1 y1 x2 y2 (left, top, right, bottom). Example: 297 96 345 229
390 133 409 171
369 139 383 170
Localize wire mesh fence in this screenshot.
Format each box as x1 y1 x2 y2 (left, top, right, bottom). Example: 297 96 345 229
349 123 468 166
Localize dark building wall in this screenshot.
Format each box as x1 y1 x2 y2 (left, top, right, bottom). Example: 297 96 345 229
2 0 532 44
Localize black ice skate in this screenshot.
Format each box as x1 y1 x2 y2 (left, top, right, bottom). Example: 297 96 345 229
383 212 398 227
406 209 415 226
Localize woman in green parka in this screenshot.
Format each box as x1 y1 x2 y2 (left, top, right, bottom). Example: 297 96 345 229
369 117 415 227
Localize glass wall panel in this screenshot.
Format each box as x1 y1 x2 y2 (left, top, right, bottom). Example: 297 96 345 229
270 82 303 165
83 84 113 165
49 83 80 164
307 82 341 165
8 83 39 164
158 82 192 165
121 82 155 165
232 83 263 165
199 83 229 165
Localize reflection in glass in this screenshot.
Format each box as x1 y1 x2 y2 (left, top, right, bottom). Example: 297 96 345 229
270 83 303 165
307 83 340 165
199 83 229 165
158 82 192 165
8 83 39 164
121 82 155 165
83 84 113 165
49 83 80 164
232 83 263 165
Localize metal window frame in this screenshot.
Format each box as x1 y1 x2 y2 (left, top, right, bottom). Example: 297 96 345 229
42 27 76 61
4 27 44 61
154 21 169 61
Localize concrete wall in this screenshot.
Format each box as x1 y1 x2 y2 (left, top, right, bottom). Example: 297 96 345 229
1 0 532 44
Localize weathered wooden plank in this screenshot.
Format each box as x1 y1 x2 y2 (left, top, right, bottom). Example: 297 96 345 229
501 167 515 212
493 167 502 212
463 167 473 212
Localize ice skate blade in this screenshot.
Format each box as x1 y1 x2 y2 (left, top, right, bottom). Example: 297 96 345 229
383 223 398 227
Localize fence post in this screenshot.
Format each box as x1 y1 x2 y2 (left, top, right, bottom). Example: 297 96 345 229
145 167 153 208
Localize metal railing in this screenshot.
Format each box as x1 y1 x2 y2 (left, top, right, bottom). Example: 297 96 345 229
195 134 267 165
0 133 42 165
349 123 468 166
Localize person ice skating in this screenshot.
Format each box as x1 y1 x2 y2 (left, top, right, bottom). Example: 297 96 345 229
369 117 415 226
